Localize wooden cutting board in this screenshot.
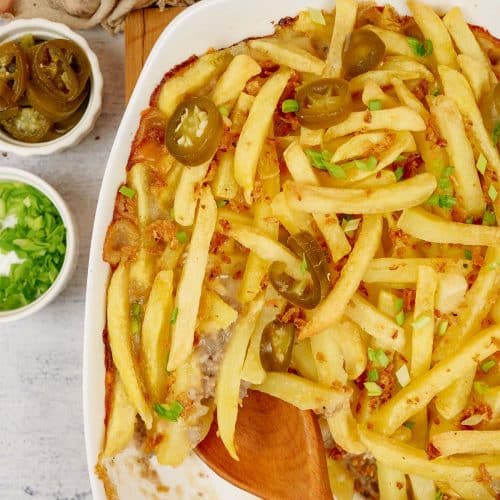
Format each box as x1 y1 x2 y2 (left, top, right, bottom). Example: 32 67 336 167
124 7 185 102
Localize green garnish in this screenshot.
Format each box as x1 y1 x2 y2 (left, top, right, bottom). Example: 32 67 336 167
396 310 405 326
153 401 184 422
119 185 136 199
403 421 415 430
480 359 497 374
170 306 179 325
364 382 383 397
488 184 498 202
473 381 490 395
354 156 377 171
412 314 431 329
493 121 500 146
476 154 487 175
131 302 142 336
435 491 444 500
466 216 474 224
165 351 170 373
407 37 433 57
216 199 228 208
486 261 500 271
176 230 188 244
438 320 449 336
464 249 472 260
427 194 456 209
308 7 326 25
282 99 299 113
394 166 404 181
300 253 308 275
368 347 390 368
343 218 361 233
368 99 382 111
431 87 440 96
218 105 229 117
305 149 346 179
367 369 379 382
0 182 66 311
438 166 454 190
482 209 497 227
394 297 404 313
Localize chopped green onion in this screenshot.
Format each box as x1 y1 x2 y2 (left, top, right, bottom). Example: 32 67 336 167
431 87 440 96
493 121 500 146
407 37 433 57
343 218 361 233
464 249 472 260
176 230 188 244
308 7 326 25
325 164 347 178
480 359 497 374
476 154 487 175
394 166 404 181
282 99 299 113
170 207 175 220
466 216 474 224
368 347 390 368
488 184 498 202
486 261 500 271
368 99 382 111
403 421 415 430
218 105 229 117
412 314 431 329
153 401 184 422
305 149 346 179
438 166 454 190
396 310 405 326
473 381 490 395
435 491 444 500
367 369 379 382
364 382 383 397
170 306 179 325
438 320 449 336
216 199 228 208
395 364 410 387
131 302 142 336
482 209 497 227
394 297 404 313
300 253 308 275
354 156 377 171
119 185 136 199
427 194 456 209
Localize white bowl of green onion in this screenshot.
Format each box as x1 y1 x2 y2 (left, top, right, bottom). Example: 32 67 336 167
0 166 77 322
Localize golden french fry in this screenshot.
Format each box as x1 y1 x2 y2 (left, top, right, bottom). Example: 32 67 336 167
349 170 397 188
398 207 500 246
408 475 436 500
382 56 435 82
299 215 382 339
377 463 408 500
430 95 485 216
270 191 314 235
249 38 325 75
448 481 495 500
458 54 492 102
371 325 500 436
300 126 323 147
234 68 292 203
431 431 500 457
102 375 137 458
285 173 436 215
325 107 426 140
211 151 238 201
129 163 152 227
216 295 265 459
364 25 417 58
168 187 217 371
331 319 367 380
158 50 230 117
291 339 318 381
326 458 355 500
212 54 261 108
107 264 152 429
141 270 174 402
331 132 392 163
217 206 252 227
129 248 158 302
323 0 357 78
158 162 183 211
391 78 429 118
349 70 423 94
198 289 238 335
361 80 399 108
407 0 457 69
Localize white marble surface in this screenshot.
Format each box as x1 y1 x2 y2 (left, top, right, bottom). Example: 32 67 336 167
0 29 125 500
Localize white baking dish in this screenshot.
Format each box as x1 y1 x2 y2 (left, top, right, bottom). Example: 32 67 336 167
83 0 499 498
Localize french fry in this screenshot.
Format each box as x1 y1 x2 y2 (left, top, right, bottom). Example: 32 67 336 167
345 293 406 352
249 38 325 75
331 132 393 163
364 25 417 58
430 95 485 216
325 107 426 140
211 151 238 201
217 206 252 227
442 7 497 87
382 56 435 82
439 65 500 177
107 264 152 429
129 163 152 226
291 339 318 381
174 161 210 227
140 270 174 402
293 9 334 43
364 258 472 285
270 191 314 235
407 0 457 69
285 173 436 215
397 207 500 246
158 50 230 117
458 54 492 102
361 80 399 108
230 92 255 133
300 127 323 147
158 162 183 211
447 481 495 500
168 187 217 371
216 295 265 459
212 54 261 108
331 319 367 380
359 426 500 482
349 70 423 94
326 458 355 500
377 463 408 500
234 68 292 203
370 325 500 436
252 372 350 412
197 289 238 335
430 431 500 457
323 0 357 78
349 170 397 188
391 78 429 118
102 375 137 458
408 475 436 500
129 249 158 302
299 215 382 339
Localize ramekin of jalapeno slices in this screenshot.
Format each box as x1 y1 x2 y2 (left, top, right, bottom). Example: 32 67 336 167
0 19 102 155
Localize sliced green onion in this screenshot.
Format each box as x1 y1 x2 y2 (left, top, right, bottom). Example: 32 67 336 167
169 207 175 220
368 99 382 111
308 7 326 25
435 491 444 500
438 320 449 336
176 230 188 244
368 347 390 368
473 381 490 395
403 421 415 430
482 209 497 227
493 121 500 146
354 156 377 171
427 194 456 209
480 359 497 374
343 218 361 233
300 253 308 275
407 37 433 57
119 185 136 199
364 382 383 397
396 310 405 326
488 184 498 202
464 249 472 260
218 105 229 116
153 401 184 422
476 154 487 175
431 87 440 96
170 306 179 325
412 314 431 329
486 261 500 271
216 199 228 208
394 166 404 181
394 297 404 313
367 369 379 382
305 149 346 179
395 364 410 387
131 302 142 336
282 99 299 113
466 216 474 224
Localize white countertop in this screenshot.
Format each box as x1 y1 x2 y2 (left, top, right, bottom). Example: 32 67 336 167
0 29 125 500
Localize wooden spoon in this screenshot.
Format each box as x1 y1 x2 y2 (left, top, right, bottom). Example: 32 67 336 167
196 389 332 499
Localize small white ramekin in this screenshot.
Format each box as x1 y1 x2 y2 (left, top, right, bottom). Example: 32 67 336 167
0 167 78 323
0 19 103 156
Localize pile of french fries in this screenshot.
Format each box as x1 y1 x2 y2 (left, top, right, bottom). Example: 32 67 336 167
101 0 500 498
